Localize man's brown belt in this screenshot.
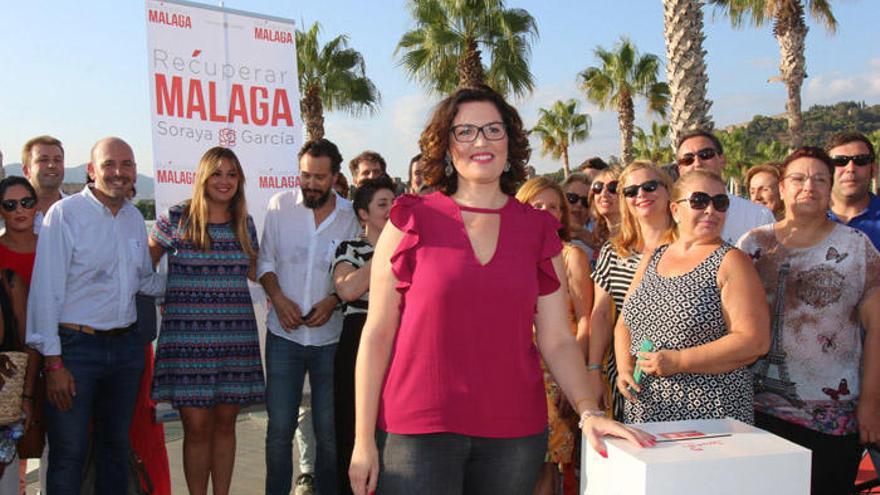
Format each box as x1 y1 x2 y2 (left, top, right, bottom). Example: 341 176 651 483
59 323 136 336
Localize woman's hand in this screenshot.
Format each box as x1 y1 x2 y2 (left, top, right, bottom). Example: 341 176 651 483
616 369 640 402
858 399 880 445
636 350 681 377
581 415 655 457
349 438 380 495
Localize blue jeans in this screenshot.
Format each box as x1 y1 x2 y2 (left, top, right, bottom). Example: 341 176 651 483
265 332 337 495
46 326 144 495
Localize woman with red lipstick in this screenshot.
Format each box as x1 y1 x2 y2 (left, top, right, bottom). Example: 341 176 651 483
332 175 396 495
614 169 770 426
348 86 652 495
0 177 38 286
148 147 264 495
738 147 880 494
587 162 674 422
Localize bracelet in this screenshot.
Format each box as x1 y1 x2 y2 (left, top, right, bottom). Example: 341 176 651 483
578 409 607 429
43 360 64 373
21 394 35 403
586 364 602 372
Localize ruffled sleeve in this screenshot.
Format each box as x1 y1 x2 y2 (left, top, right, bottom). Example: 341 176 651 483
536 209 563 296
389 194 422 293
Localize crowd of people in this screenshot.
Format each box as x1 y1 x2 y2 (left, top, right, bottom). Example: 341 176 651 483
0 84 878 495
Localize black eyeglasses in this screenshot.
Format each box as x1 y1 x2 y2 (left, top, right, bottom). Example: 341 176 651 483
830 154 874 167
675 192 729 212
1 197 37 212
622 180 662 198
591 180 618 195
677 148 718 166
449 122 507 143
565 192 589 208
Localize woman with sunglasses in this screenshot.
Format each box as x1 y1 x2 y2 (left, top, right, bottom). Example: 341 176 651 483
349 86 652 495
561 174 594 258
614 169 770 425
0 177 39 286
587 162 674 421
516 177 593 495
0 177 42 492
737 147 880 494
588 168 621 263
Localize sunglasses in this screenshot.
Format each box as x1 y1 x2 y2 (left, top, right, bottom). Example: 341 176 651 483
677 148 718 167
622 180 662 198
830 154 874 167
565 192 589 208
1 197 37 212
591 181 618 195
675 192 730 212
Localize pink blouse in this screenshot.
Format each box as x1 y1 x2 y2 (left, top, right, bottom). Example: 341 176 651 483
378 192 563 438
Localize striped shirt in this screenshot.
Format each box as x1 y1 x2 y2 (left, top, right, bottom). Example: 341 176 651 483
332 238 373 316
592 241 641 314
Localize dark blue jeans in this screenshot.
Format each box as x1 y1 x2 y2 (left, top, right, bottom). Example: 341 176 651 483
376 430 548 495
265 332 337 495
46 326 144 495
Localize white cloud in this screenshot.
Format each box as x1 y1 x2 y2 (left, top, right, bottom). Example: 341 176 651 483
804 60 880 104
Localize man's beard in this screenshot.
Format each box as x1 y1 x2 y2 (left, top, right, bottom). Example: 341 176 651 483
303 187 332 209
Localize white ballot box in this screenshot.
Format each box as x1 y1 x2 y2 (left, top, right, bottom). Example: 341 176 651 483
581 418 810 495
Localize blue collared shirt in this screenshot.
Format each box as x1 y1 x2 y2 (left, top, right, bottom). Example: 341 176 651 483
829 193 880 251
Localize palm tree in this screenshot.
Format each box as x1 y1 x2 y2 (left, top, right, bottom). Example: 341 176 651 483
296 22 381 141
663 0 715 145
718 128 756 196
395 0 538 98
755 139 788 163
708 0 837 148
531 99 591 178
633 121 674 164
578 37 670 164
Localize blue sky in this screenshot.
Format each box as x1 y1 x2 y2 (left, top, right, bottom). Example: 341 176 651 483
1 0 878 183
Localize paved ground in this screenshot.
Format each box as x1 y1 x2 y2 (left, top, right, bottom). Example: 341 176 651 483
24 413 302 494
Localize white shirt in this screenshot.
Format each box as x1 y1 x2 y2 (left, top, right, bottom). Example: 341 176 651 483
257 190 360 346
33 188 70 235
722 195 775 245
26 186 165 356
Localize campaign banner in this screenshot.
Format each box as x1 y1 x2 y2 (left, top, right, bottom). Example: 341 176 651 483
145 0 302 232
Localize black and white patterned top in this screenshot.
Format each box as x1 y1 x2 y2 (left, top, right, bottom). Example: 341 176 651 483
331 237 374 317
592 241 642 314
622 243 753 424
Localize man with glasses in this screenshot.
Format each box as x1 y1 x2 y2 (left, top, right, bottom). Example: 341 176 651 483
676 130 775 243
21 135 66 233
826 131 879 250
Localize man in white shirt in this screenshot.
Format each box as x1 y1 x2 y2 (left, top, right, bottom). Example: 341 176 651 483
21 135 66 232
676 130 775 243
259 138 360 495
25 137 164 495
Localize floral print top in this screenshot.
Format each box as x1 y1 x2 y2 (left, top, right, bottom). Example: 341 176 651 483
738 223 880 435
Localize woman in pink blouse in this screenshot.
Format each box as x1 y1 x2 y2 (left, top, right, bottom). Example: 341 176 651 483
348 86 653 495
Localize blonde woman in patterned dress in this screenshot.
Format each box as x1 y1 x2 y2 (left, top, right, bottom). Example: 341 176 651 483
516 177 593 495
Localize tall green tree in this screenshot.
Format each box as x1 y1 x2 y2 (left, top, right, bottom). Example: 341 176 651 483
663 0 715 145
633 121 674 164
578 37 670 164
708 0 837 149
297 22 381 141
717 128 757 196
395 0 538 98
531 99 591 178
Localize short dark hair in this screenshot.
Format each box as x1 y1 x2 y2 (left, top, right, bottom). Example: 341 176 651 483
419 85 529 196
349 150 387 177
825 131 876 158
676 129 724 156
352 175 396 219
580 156 608 171
298 138 343 174
0 175 37 200
780 146 834 177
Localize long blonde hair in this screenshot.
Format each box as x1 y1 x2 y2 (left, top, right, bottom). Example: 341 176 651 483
182 147 256 257
516 176 571 242
611 161 675 258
